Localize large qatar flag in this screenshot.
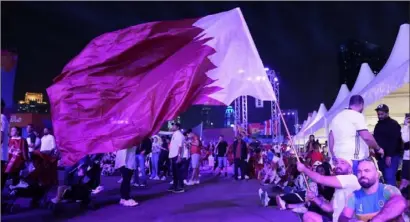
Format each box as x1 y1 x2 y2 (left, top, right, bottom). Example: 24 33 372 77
48 8 276 165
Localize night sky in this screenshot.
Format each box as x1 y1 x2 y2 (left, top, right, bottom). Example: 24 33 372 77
2 1 409 128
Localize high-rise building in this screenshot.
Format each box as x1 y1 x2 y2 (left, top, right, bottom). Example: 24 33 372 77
17 92 49 113
224 106 234 128
338 40 388 89
201 106 213 128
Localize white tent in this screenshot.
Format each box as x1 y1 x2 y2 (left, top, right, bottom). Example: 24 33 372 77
324 63 375 121
295 110 317 143
308 84 350 140
360 24 410 131
307 63 375 140
300 103 327 136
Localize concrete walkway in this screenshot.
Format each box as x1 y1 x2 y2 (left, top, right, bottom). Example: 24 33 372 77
3 173 301 222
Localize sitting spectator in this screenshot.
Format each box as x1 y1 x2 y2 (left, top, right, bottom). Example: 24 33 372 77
307 143 324 166
338 159 408 222
298 158 361 222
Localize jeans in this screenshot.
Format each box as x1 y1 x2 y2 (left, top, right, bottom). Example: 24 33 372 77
181 158 190 180
133 154 147 185
119 167 133 200
170 157 183 189
234 158 246 179
151 152 160 178
380 155 401 186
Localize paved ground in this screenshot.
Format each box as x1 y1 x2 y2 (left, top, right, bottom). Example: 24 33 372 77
2 172 301 222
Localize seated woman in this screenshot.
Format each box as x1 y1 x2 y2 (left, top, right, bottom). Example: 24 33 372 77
258 163 334 214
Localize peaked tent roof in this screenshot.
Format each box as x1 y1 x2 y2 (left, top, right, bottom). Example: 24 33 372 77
295 110 317 139
361 24 409 129
301 84 350 137
302 103 327 135
324 62 375 121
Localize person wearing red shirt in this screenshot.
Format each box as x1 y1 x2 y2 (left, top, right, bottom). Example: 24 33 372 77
307 143 324 166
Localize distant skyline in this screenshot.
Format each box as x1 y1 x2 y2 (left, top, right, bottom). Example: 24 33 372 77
2 1 409 127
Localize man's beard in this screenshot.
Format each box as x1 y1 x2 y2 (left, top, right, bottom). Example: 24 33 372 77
334 167 348 175
359 177 376 188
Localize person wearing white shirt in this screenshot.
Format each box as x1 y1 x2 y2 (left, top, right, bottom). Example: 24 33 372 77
115 146 138 207
400 115 409 200
297 158 361 222
40 127 56 154
168 123 185 193
1 99 9 190
329 95 384 175
26 124 41 154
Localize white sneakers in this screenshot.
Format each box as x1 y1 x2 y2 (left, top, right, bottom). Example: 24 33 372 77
9 180 29 190
258 188 270 207
119 199 138 207
186 180 200 186
91 186 104 195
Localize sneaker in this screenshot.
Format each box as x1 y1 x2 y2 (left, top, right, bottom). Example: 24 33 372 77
50 197 61 204
263 191 270 207
92 186 104 195
120 199 138 207
161 176 166 181
258 188 265 205
172 188 185 193
292 206 308 214
153 176 160 180
139 184 146 187
132 183 140 187
167 186 175 192
186 181 195 186
245 175 250 180
117 178 123 184
183 180 189 185
169 181 174 185
276 195 286 210
194 180 200 185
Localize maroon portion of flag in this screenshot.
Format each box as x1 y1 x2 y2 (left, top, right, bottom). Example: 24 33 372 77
47 19 223 165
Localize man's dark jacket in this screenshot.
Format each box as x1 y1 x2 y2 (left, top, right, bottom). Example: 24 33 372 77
374 117 403 158
232 139 248 160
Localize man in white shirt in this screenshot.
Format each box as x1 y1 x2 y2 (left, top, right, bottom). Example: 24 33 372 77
329 95 384 175
1 99 9 190
298 158 361 222
168 123 185 193
40 127 56 154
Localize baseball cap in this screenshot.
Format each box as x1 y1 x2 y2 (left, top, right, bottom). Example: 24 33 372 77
375 104 389 113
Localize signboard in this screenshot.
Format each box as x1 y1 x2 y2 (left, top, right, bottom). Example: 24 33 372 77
255 99 263 108
9 113 51 130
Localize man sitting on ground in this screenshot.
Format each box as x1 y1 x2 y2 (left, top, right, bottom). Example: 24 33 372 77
338 159 408 222
297 158 361 222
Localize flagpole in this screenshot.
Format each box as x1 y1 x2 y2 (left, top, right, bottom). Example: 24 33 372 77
274 101 310 190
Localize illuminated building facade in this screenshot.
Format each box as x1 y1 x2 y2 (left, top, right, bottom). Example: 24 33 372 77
224 106 234 128
17 92 49 113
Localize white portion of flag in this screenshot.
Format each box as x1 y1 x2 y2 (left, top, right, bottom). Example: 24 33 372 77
194 8 276 105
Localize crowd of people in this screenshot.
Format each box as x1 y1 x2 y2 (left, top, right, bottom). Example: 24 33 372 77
1 95 409 221
258 95 409 222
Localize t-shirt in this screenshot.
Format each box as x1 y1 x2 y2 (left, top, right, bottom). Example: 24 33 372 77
216 141 228 157
346 183 406 222
308 151 324 164
330 109 369 161
190 136 201 155
1 114 9 161
332 174 361 222
169 130 184 158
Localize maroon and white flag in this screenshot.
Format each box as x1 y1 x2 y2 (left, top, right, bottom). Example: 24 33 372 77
48 8 276 165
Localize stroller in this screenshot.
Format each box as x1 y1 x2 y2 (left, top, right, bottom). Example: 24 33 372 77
2 150 58 213
49 154 104 210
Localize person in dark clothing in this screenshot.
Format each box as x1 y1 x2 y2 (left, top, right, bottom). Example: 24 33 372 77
159 136 170 180
132 137 152 187
248 137 261 178
215 135 229 177
373 104 403 186
232 134 248 180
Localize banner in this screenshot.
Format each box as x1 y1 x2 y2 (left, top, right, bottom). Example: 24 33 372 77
1 50 18 109
248 123 263 136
